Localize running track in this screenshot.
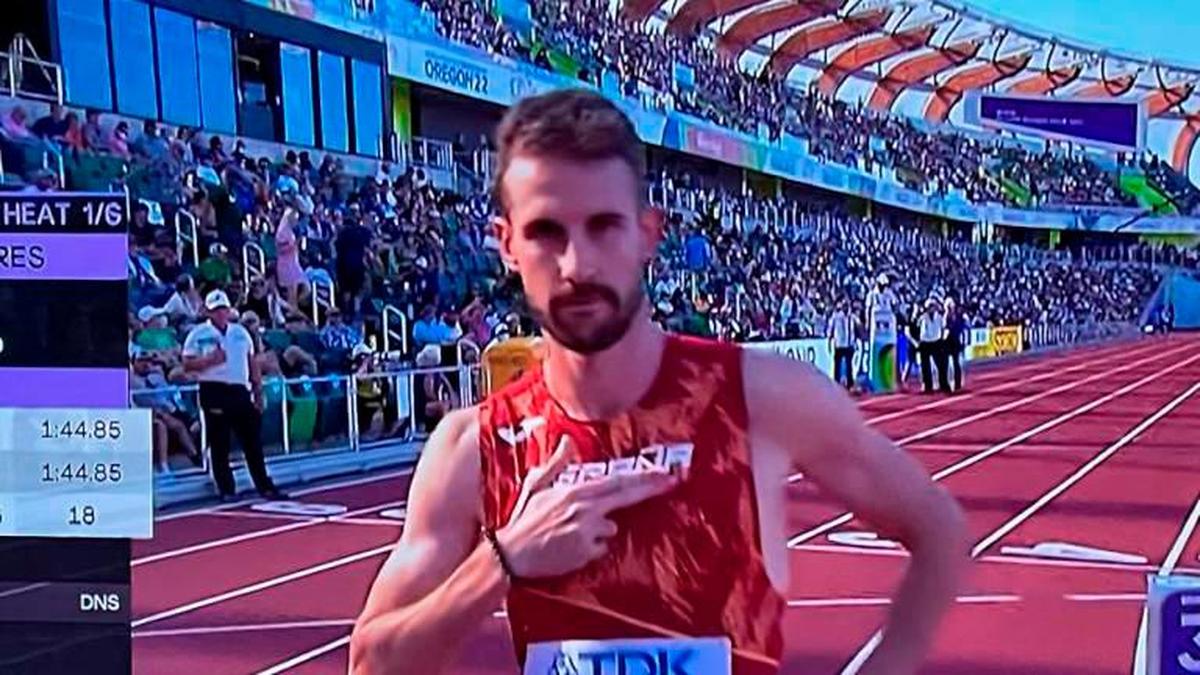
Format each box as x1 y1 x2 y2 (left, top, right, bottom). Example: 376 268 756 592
132 335 1200 674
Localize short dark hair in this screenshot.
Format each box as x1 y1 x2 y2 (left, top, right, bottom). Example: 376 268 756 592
492 89 645 211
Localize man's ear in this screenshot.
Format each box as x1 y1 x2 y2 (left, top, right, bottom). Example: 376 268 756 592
494 216 518 273
640 206 665 264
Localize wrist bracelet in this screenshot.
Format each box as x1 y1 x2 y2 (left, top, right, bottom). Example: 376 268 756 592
482 527 519 583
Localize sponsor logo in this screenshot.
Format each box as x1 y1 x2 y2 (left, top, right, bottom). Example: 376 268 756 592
497 416 546 446
546 647 697 675
553 443 694 488
989 326 1022 356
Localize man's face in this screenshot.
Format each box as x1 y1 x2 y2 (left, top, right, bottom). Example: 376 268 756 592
211 307 231 327
496 154 659 354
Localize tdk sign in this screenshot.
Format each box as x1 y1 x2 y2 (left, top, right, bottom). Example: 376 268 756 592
525 637 731 675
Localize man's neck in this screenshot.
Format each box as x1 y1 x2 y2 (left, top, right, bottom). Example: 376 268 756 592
542 311 666 423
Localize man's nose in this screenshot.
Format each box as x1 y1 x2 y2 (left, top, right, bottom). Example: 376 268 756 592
559 236 599 283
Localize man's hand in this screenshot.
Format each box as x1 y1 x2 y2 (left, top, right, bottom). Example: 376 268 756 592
207 345 227 368
252 388 265 412
497 437 679 579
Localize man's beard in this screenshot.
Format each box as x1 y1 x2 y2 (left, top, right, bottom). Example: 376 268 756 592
530 280 645 355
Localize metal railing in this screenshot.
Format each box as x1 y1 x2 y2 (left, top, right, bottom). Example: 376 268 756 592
310 274 337 323
174 210 200 268
0 35 63 104
243 242 267 283
133 363 481 478
382 304 410 356
408 137 456 176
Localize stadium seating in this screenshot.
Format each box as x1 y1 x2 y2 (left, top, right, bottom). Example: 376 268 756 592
424 0 1198 215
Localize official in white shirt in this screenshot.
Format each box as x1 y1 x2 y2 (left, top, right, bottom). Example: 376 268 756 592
917 298 951 394
183 290 286 501
828 299 856 389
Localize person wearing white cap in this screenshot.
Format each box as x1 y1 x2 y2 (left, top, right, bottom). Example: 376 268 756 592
182 289 286 501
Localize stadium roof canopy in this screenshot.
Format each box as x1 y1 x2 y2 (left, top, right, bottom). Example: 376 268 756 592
620 0 1200 171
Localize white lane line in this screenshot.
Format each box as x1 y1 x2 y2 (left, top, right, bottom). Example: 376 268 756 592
786 594 1022 609
789 348 1200 547
255 634 352 675
1133 492 1200 675
972 382 1200 557
1067 593 1146 603
133 500 405 566
841 380 1200 675
134 618 355 638
793 542 1200 576
860 340 1164 426
131 544 393 628
155 468 414 522
207 510 322 522
331 517 404 527
1160 494 1200 576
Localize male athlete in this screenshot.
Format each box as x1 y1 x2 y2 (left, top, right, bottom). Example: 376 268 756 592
351 90 967 675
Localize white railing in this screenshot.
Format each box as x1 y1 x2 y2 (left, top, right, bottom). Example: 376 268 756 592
174 210 200 268
0 35 63 104
310 274 337 323
243 241 266 282
132 362 481 478
382 304 410 356
409 137 455 172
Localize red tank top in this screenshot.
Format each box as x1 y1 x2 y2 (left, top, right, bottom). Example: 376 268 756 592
478 334 784 674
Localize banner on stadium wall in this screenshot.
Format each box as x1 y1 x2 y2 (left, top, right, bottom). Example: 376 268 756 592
387 33 1200 235
386 36 667 145
743 339 835 379
966 328 993 361
989 326 1023 357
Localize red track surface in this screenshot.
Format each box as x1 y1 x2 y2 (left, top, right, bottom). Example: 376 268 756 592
132 335 1200 674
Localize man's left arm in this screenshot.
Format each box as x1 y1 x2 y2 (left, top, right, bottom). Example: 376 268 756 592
744 350 969 675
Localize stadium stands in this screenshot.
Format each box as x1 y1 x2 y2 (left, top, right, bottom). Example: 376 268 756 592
1 1 1194 479
425 0 1197 214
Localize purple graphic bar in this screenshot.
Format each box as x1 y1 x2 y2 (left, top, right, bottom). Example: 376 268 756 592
0 368 128 407
0 233 128 280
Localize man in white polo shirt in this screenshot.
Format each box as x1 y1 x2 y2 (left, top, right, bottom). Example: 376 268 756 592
183 290 286 501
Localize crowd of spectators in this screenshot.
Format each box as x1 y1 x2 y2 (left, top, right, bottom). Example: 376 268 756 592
0 91 1177 473
648 187 1162 343
425 0 1191 212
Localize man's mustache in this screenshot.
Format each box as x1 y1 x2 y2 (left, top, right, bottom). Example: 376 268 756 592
550 283 620 311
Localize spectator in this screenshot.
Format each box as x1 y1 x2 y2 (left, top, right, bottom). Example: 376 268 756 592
320 308 362 353
107 121 132 159
334 211 374 315
198 243 233 288
275 208 306 310
162 274 202 325
1 106 32 140
31 103 68 141
82 109 104 150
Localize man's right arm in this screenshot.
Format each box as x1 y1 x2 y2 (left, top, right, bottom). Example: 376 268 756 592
349 407 504 675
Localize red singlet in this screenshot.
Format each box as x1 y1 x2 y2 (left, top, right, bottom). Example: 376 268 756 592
478 334 785 674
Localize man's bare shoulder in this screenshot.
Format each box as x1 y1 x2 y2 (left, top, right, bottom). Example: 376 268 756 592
427 405 482 458
740 347 871 458
403 406 483 538
740 347 835 407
